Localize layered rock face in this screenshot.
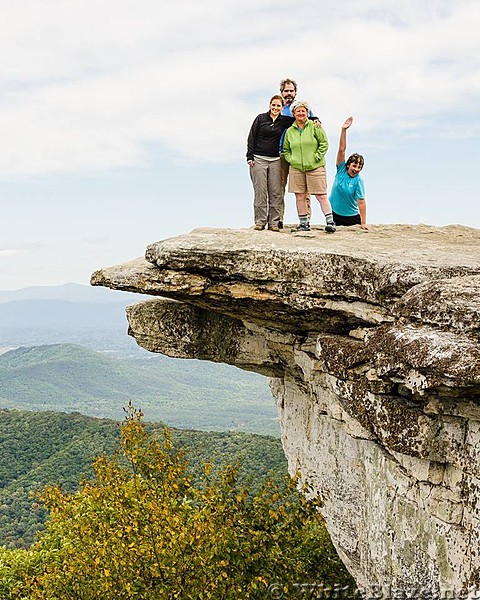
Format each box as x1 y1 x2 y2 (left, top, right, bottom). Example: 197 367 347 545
91 224 480 594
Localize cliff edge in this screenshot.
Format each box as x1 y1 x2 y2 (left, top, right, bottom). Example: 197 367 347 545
91 224 480 593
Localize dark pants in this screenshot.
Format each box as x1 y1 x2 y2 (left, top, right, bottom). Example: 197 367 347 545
332 212 361 226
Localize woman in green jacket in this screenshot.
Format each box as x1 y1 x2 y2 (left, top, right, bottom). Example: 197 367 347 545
283 101 336 232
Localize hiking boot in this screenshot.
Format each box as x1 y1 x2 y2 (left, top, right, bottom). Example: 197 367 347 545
291 223 310 232
253 224 265 231
325 221 336 233
269 225 280 232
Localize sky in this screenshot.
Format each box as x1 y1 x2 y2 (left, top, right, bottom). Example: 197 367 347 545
0 0 479 291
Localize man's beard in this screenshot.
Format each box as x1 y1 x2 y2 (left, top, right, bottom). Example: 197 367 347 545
284 94 294 104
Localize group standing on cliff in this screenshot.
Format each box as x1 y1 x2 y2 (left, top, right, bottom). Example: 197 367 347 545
246 78 368 233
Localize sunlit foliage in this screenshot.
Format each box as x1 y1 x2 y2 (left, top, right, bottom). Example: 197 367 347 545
0 405 353 599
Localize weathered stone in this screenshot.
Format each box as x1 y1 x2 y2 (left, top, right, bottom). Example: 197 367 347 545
395 274 480 332
125 298 284 376
91 224 480 593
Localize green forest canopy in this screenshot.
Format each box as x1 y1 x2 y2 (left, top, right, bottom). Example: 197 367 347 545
0 406 354 599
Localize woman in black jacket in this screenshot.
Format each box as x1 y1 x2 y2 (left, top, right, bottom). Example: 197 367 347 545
246 95 293 231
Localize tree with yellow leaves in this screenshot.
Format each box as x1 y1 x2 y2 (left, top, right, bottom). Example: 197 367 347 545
0 405 354 599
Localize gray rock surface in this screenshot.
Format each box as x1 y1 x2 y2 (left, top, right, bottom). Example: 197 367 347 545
91 224 480 594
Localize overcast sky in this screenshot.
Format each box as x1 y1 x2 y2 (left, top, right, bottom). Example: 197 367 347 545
1 0 479 290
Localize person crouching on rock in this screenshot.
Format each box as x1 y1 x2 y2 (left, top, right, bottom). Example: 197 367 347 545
282 101 336 233
246 95 294 232
329 116 368 230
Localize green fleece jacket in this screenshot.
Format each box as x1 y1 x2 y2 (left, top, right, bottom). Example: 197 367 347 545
282 120 329 172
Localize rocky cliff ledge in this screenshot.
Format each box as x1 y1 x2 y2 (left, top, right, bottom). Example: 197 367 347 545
91 224 480 593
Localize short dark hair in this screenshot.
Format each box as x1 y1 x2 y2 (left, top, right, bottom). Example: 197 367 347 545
279 78 297 92
346 153 364 169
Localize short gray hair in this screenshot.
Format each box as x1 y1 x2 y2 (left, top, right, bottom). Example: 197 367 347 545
291 100 310 114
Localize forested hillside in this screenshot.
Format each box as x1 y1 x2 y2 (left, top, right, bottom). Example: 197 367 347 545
0 410 354 597
0 343 277 435
0 408 286 549
0 286 354 596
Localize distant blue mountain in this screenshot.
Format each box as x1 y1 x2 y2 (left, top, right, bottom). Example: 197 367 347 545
0 283 149 352
0 299 128 329
0 282 145 304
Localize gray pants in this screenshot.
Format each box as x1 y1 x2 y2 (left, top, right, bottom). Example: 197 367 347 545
280 155 290 223
250 157 282 227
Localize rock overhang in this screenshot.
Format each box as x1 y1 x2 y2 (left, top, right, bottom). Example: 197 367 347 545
91 224 480 334
91 223 480 592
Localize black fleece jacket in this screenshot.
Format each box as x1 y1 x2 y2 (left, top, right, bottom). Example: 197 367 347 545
246 112 294 162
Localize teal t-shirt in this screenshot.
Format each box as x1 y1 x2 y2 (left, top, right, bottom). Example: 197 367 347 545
330 161 365 216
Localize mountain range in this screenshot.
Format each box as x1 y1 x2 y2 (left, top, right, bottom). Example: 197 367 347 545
0 341 277 435
0 283 282 551
0 282 147 354
0 282 145 304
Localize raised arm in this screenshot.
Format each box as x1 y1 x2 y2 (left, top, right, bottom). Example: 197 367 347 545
336 116 353 166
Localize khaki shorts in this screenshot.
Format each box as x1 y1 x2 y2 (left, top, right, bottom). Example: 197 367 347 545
288 165 327 195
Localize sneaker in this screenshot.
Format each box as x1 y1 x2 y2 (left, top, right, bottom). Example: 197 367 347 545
292 223 310 232
269 225 280 232
253 224 265 231
325 221 336 233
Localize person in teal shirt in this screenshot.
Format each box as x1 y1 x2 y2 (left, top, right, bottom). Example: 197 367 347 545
329 117 369 230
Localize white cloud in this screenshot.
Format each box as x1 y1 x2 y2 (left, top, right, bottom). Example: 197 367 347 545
0 0 478 176
82 236 109 245
0 242 42 257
